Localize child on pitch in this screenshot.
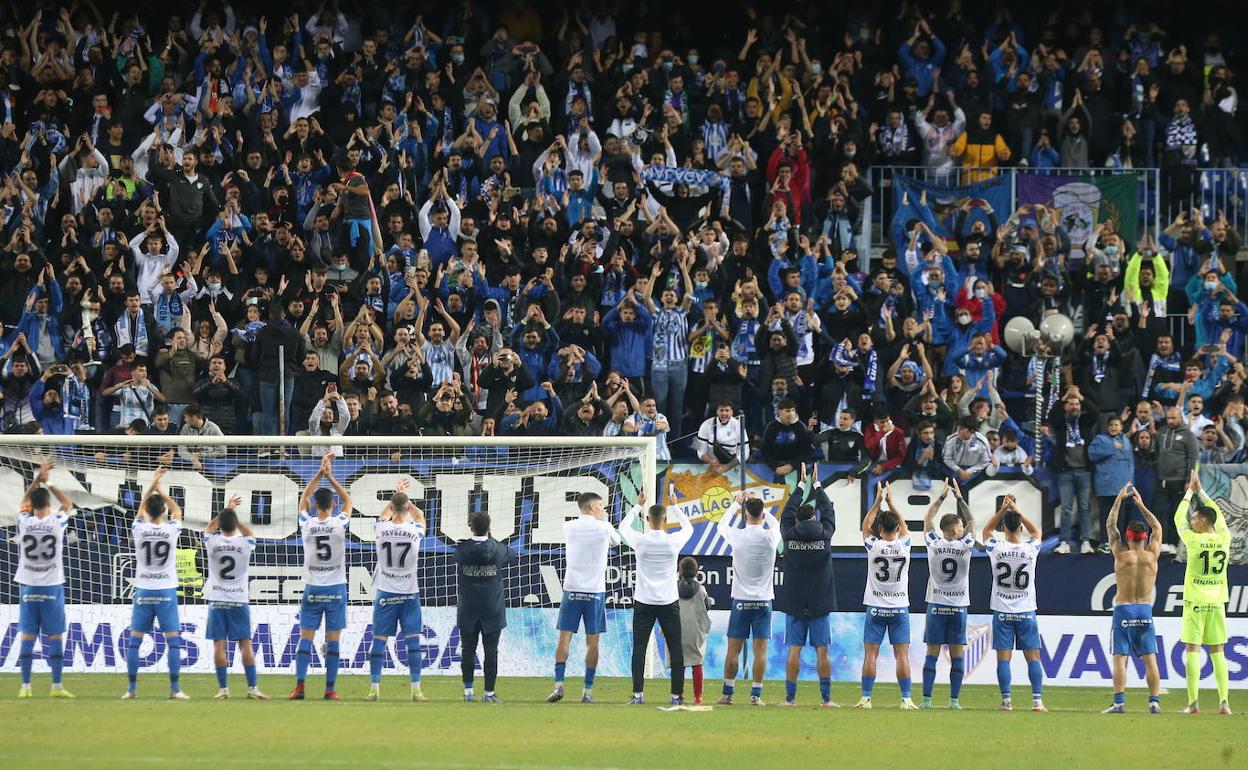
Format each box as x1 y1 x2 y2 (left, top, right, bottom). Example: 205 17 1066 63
677 557 712 704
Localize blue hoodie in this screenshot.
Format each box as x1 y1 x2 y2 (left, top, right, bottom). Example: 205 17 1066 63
1087 431 1135 496
602 304 653 377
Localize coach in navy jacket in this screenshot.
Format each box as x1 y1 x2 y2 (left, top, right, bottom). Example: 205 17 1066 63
454 515 516 699
776 465 838 614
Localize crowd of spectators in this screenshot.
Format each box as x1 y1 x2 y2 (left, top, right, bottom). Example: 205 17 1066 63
0 2 1246 553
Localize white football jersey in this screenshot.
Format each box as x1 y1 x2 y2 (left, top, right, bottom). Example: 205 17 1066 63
562 516 621 594
985 537 1039 612
717 505 782 601
203 532 256 603
373 519 425 595
863 535 912 609
300 510 350 587
925 530 975 607
14 512 70 587
132 519 182 590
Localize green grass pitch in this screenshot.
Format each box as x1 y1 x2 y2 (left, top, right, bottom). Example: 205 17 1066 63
0 675 1240 769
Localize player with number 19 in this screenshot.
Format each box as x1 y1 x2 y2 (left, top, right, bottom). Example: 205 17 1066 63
921 478 975 710
14 462 76 699
290 453 353 701
123 467 187 700
858 482 916 710
982 496 1046 712
366 480 427 702
203 495 268 700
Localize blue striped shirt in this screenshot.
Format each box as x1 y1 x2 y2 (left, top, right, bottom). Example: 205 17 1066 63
652 308 689 368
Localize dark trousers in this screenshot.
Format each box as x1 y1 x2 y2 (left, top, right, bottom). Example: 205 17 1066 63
460 623 501 692
632 601 684 695
1153 479 1187 545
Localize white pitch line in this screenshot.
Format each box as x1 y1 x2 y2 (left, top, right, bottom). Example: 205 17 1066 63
0 755 648 770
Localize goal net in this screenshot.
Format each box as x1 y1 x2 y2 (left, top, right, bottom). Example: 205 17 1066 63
0 436 656 679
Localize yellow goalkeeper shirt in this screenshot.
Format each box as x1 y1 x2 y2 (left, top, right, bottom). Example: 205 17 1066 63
1175 492 1232 606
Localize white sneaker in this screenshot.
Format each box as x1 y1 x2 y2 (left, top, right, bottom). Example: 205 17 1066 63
168 691 191 700
1032 700 1048 712
1054 542 1072 555
1160 544 1177 556
365 686 380 702
247 688 270 700
1102 703 1126 714
213 688 230 700
900 698 919 710
1080 540 1095 555
120 690 138 700
854 697 872 709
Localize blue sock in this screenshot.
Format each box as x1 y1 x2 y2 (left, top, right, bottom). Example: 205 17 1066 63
785 680 797 701
819 677 831 702
48 639 64 685
750 682 762 698
295 638 312 685
167 637 182 692
861 675 875 698
215 666 228 688
898 677 912 699
369 638 386 685
584 667 597 689
126 636 142 690
1148 694 1160 704
1027 659 1044 698
1114 691 1125 705
554 661 566 685
949 657 965 699
18 639 34 685
405 637 421 684
723 681 735 696
922 654 938 698
325 642 341 690
244 664 257 689
997 660 1012 698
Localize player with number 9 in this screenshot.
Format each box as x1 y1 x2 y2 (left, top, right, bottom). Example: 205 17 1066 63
123 467 187 700
981 495 1045 712
1175 470 1233 714
921 478 975 710
290 453 353 701
204 496 268 700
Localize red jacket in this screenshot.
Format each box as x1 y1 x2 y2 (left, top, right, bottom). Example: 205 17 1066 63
766 147 811 211
955 288 1005 346
864 424 907 472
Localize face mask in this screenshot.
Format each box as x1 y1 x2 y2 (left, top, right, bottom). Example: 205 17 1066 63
1104 245 1119 256
1205 280 1219 291
621 63 634 73
844 148 856 158
687 55 699 65
974 288 987 299
695 281 708 290
810 63 822 75
207 282 222 292
957 315 972 326
662 61 673 72
451 53 465 65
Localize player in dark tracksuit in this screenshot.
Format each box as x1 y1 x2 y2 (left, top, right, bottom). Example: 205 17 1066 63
454 511 515 703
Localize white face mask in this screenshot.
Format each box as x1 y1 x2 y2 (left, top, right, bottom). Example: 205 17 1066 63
974 288 987 299
1205 279 1219 291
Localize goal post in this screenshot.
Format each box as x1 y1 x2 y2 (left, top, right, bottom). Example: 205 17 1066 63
0 435 660 679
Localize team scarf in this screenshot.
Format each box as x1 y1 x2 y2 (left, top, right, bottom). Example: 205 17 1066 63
232 320 266 344
1165 113 1198 149
642 165 729 195
153 291 184 331
1142 351 1182 398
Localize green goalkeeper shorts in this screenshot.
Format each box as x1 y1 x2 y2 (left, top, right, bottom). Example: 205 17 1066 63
1180 603 1228 646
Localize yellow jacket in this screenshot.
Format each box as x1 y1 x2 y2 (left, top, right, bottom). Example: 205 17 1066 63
952 131 1011 183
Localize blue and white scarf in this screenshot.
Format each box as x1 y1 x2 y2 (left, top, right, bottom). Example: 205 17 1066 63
642 165 728 196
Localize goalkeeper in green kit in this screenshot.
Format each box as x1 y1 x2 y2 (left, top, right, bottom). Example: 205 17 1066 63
1175 469 1232 715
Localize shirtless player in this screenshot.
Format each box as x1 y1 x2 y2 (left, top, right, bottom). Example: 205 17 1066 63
1102 483 1163 714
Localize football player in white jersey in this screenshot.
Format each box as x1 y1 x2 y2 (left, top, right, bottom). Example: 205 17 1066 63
124 467 187 700
921 478 975 710
981 495 1046 712
290 453 353 701
547 491 622 704
367 480 427 702
715 491 783 706
15 462 76 699
204 495 268 700
858 482 917 710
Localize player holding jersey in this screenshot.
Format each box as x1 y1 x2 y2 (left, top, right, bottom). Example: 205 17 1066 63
921 478 974 710
547 492 622 704
716 491 782 706
290 454 353 701
15 462 75 699
858 482 916 710
1102 483 1162 714
981 496 1046 712
124 467 188 700
204 496 268 700
1176 470 1233 715
367 480 427 702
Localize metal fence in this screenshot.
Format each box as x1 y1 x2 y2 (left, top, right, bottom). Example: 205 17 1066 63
1159 167 1248 236
863 165 1161 251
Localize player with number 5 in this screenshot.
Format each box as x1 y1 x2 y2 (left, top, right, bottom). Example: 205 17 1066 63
981 495 1045 712
124 467 187 700
291 453 353 701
